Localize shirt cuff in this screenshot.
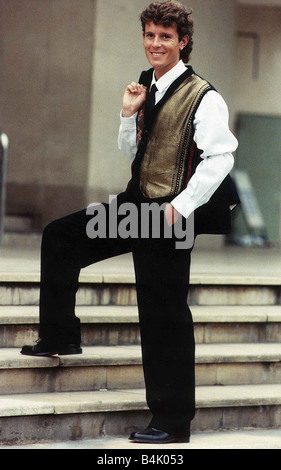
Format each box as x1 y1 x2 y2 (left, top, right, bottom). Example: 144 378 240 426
120 111 138 127
171 192 196 219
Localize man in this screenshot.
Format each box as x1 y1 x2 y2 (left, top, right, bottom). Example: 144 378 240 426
21 1 239 444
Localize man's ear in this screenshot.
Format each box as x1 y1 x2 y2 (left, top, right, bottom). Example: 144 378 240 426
180 34 189 49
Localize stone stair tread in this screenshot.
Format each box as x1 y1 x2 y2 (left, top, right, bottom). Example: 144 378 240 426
0 388 146 418
0 268 280 285
0 305 139 324
1 304 281 325
0 343 280 369
1 384 281 418
195 342 281 363
192 305 281 323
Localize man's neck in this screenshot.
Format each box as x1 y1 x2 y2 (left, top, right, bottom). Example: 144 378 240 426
152 60 187 92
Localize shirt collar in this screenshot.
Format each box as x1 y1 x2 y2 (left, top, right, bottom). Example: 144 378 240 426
151 60 187 93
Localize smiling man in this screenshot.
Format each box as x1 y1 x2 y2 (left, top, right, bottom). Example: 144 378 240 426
20 0 239 446
118 1 239 444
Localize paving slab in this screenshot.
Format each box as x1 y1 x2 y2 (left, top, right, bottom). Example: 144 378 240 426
1 428 281 449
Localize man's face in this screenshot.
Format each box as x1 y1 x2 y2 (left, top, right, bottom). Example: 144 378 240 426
143 22 188 80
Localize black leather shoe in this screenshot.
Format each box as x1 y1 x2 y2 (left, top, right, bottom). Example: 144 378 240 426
21 338 58 356
20 338 82 357
57 344 82 355
129 427 190 444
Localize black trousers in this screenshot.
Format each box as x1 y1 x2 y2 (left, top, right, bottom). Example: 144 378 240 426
39 191 195 434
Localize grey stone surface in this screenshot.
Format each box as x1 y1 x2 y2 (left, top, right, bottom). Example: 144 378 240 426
1 428 281 449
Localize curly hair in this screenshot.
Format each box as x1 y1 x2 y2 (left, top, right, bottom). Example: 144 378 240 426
140 1 194 63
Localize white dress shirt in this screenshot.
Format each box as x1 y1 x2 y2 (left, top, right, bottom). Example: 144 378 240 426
118 60 238 219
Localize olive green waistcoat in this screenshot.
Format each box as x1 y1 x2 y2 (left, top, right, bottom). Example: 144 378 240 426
139 74 212 198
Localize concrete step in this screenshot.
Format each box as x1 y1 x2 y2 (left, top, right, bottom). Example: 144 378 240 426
0 343 280 394
0 384 280 444
0 282 279 306
0 269 280 306
0 305 280 347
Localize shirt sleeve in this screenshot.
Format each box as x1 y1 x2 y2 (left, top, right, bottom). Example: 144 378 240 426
118 111 138 160
171 90 238 219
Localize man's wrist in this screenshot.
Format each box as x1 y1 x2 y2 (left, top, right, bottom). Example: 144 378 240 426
122 108 136 118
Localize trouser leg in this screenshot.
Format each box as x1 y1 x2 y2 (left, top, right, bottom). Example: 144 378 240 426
38 192 195 433
133 228 195 435
39 197 132 346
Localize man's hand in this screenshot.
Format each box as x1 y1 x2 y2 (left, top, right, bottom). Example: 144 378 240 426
165 203 181 226
122 82 147 117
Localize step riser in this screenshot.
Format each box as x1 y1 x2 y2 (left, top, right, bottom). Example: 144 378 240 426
0 365 145 395
195 323 281 344
1 322 281 347
1 362 280 395
0 405 280 445
190 286 280 306
0 284 279 306
196 362 281 387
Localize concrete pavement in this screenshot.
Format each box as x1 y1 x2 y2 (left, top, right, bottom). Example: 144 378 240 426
1 428 281 449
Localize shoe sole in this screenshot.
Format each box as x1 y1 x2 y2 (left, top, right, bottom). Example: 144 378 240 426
129 436 190 444
20 349 83 357
20 350 58 357
130 438 190 444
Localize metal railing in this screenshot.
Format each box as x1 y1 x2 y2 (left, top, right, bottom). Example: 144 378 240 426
0 133 9 246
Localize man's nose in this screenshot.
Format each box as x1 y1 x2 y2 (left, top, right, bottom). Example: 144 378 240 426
152 35 161 47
